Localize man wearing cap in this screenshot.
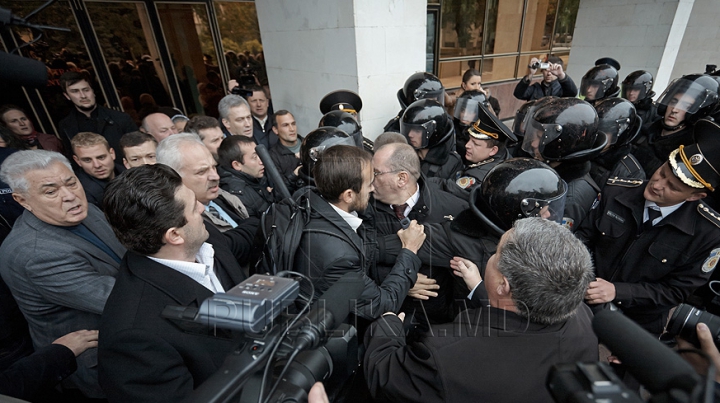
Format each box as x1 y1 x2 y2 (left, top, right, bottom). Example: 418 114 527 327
576 119 720 336
455 115 514 190
319 90 362 121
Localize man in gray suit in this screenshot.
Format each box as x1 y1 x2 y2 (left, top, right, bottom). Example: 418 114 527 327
0 150 126 399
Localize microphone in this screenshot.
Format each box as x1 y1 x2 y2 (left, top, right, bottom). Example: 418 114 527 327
592 309 701 395
0 52 47 88
291 272 365 351
255 144 292 201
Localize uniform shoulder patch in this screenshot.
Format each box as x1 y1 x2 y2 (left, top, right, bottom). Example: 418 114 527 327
698 203 720 229
561 217 574 231
702 248 720 272
606 177 644 187
455 176 476 189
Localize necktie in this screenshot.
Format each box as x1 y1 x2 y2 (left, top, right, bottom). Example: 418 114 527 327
643 207 662 231
392 203 409 220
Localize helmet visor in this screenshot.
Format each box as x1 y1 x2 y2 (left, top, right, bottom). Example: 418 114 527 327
414 89 445 106
520 181 568 224
453 98 481 126
521 118 563 160
657 78 716 115
598 117 631 146
621 84 649 103
580 78 608 101
401 119 437 149
308 136 357 161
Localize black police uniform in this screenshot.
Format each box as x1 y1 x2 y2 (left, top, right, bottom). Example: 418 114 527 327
589 145 646 190
576 178 720 335
455 148 510 190
555 161 601 232
633 119 694 176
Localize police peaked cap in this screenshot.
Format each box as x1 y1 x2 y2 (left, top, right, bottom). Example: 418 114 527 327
319 90 363 115
467 103 517 143
669 118 720 192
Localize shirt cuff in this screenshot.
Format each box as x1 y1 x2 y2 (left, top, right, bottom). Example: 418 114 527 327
466 280 483 300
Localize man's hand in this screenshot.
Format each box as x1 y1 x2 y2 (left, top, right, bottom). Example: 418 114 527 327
308 382 330 403
227 79 239 93
585 278 616 304
527 57 540 77
397 220 426 254
450 257 482 291
549 63 566 80
52 329 99 357
382 312 406 322
408 273 439 300
677 323 720 383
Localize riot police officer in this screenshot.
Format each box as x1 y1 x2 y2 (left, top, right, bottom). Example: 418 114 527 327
384 72 445 133
521 97 607 230
297 127 356 187
621 70 660 127
400 99 463 180
580 64 620 105
590 97 645 188
318 110 373 152
633 74 720 175
452 90 489 163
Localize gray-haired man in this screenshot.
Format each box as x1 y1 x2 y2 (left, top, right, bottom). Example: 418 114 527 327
0 150 126 398
364 218 598 403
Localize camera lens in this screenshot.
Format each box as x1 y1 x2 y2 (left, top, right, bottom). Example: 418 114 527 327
666 303 720 347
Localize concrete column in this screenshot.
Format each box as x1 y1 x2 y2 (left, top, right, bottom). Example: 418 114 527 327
670 0 720 79
255 0 427 140
567 0 695 98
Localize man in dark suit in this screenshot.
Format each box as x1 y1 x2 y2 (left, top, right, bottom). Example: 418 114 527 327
0 150 126 399
57 71 137 159
247 86 278 149
364 218 598 403
99 164 255 403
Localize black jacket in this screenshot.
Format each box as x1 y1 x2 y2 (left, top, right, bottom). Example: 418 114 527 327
364 304 598 403
420 137 465 180
370 177 468 323
636 93 660 129
98 224 251 403
58 105 138 160
633 119 694 176
513 75 578 101
575 179 720 335
0 343 76 401
294 189 421 320
555 161 601 231
75 162 126 209
590 145 646 191
268 140 304 192
252 116 278 149
218 167 274 218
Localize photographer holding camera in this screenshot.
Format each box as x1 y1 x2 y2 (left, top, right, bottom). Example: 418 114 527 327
513 55 578 101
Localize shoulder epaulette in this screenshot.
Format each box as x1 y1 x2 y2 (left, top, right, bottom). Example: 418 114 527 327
467 158 495 168
606 177 644 187
698 203 720 229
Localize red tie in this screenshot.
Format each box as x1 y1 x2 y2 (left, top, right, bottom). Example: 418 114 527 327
392 203 409 219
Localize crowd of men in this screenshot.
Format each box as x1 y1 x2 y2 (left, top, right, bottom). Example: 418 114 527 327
1 57 720 403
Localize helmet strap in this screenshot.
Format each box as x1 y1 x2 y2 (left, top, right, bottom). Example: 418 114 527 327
660 119 686 131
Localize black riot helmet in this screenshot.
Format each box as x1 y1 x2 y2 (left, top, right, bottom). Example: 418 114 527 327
595 97 642 148
512 96 557 139
521 98 606 163
580 64 620 103
656 74 720 125
397 72 445 109
300 127 356 174
400 99 454 150
470 158 567 234
453 90 489 128
318 110 363 148
621 70 654 103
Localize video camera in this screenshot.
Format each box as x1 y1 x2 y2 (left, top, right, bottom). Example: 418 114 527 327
531 61 551 70
230 66 258 98
547 308 715 403
163 272 365 403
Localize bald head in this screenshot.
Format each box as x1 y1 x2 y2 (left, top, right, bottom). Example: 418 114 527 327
141 113 178 142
